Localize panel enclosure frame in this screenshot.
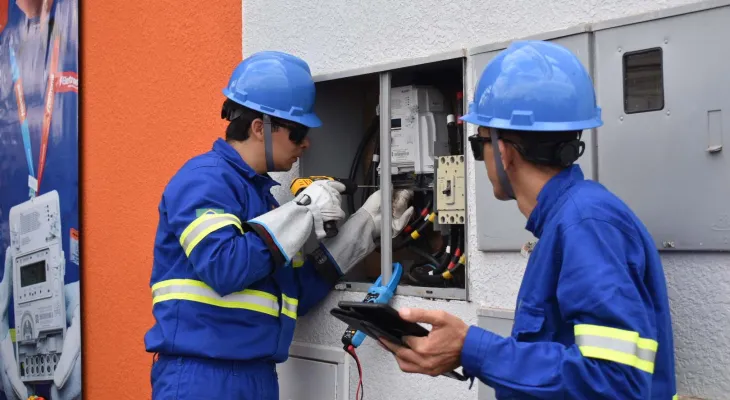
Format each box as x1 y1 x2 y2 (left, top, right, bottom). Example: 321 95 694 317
468 26 598 252
592 1 730 251
303 50 471 300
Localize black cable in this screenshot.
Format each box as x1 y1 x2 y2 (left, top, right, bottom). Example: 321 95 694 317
434 226 458 273
407 243 441 268
349 118 378 214
432 234 449 259
407 263 448 286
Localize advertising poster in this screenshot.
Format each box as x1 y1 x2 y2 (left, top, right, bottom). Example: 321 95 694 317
0 0 80 399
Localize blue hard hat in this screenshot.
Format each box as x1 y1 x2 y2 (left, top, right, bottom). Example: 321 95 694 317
461 40 603 131
223 51 322 128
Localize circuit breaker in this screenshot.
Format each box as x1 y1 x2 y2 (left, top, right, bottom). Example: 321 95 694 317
436 155 466 225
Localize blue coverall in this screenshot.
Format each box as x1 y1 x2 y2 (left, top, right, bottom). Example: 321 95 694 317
461 165 677 399
144 139 334 399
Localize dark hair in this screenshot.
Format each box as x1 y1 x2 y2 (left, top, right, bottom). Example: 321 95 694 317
221 99 310 143
497 129 585 168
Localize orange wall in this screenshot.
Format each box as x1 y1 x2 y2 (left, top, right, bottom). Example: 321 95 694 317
80 1 241 397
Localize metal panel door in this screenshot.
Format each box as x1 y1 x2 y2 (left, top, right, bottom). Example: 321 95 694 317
476 308 515 400
469 33 596 251
594 5 730 251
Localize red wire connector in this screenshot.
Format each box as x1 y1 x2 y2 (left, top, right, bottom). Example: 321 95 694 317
346 344 364 400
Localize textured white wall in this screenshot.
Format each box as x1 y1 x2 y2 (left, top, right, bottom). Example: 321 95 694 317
244 1 730 399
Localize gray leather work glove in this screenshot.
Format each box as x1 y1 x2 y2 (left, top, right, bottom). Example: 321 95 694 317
305 189 414 284
245 180 347 266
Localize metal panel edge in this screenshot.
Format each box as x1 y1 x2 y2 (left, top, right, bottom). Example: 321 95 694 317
461 56 471 302
289 341 349 364
476 307 515 320
468 24 592 56
592 0 730 32
312 49 467 82
334 282 467 301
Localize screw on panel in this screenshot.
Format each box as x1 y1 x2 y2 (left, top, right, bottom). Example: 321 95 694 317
666 110 671 116
618 47 622 53
662 241 675 249
619 116 624 121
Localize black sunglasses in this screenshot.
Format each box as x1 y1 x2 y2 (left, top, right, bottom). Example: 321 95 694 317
468 134 491 161
275 120 310 145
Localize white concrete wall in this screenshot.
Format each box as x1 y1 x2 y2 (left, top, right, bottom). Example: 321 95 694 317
243 1 730 399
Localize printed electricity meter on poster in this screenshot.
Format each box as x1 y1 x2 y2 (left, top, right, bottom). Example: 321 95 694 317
9 190 67 383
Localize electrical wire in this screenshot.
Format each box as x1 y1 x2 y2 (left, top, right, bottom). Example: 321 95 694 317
407 244 442 268
346 345 364 400
349 117 378 214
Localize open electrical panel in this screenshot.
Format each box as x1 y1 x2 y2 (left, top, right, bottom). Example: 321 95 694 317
301 54 468 300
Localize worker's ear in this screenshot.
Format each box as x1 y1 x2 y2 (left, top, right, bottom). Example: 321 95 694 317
498 137 516 171
249 118 265 142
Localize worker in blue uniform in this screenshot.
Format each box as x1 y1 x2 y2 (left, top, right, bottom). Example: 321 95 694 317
380 40 678 399
144 51 413 400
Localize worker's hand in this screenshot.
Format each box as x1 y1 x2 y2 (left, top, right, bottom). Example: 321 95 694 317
0 248 29 400
318 189 414 277
247 180 347 265
51 281 82 400
360 189 415 239
379 308 468 377
294 180 347 239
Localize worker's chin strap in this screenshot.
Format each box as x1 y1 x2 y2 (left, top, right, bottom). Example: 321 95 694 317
263 114 275 172
491 129 515 200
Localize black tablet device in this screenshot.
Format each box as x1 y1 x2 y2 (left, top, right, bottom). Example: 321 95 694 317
330 301 469 381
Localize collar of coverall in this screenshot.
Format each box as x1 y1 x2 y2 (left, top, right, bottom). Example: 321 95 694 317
525 164 584 238
213 138 280 189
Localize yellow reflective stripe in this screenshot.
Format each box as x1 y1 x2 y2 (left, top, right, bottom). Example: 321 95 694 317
575 324 657 374
281 294 298 319
179 213 243 256
151 279 279 317
292 252 304 268
672 395 678 400
9 329 15 343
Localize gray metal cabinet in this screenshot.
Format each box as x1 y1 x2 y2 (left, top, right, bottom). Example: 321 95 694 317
468 28 597 251
593 4 730 251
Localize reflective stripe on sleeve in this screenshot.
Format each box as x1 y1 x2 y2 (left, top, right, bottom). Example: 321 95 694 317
180 212 243 256
292 252 304 268
575 324 658 374
281 294 298 319
151 279 279 317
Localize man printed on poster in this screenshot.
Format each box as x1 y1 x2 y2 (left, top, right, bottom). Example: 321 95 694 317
0 0 80 399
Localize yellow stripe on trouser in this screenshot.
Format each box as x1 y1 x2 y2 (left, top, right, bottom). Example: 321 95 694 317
575 324 658 374
281 294 298 319
180 213 243 256
151 279 280 317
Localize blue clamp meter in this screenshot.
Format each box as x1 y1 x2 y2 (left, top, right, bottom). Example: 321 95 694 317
341 262 403 348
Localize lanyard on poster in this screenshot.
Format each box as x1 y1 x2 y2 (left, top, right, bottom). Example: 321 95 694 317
37 36 61 192
9 46 36 197
8 35 61 199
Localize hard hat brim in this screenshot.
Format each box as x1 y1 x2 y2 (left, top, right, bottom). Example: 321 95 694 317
460 112 603 131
